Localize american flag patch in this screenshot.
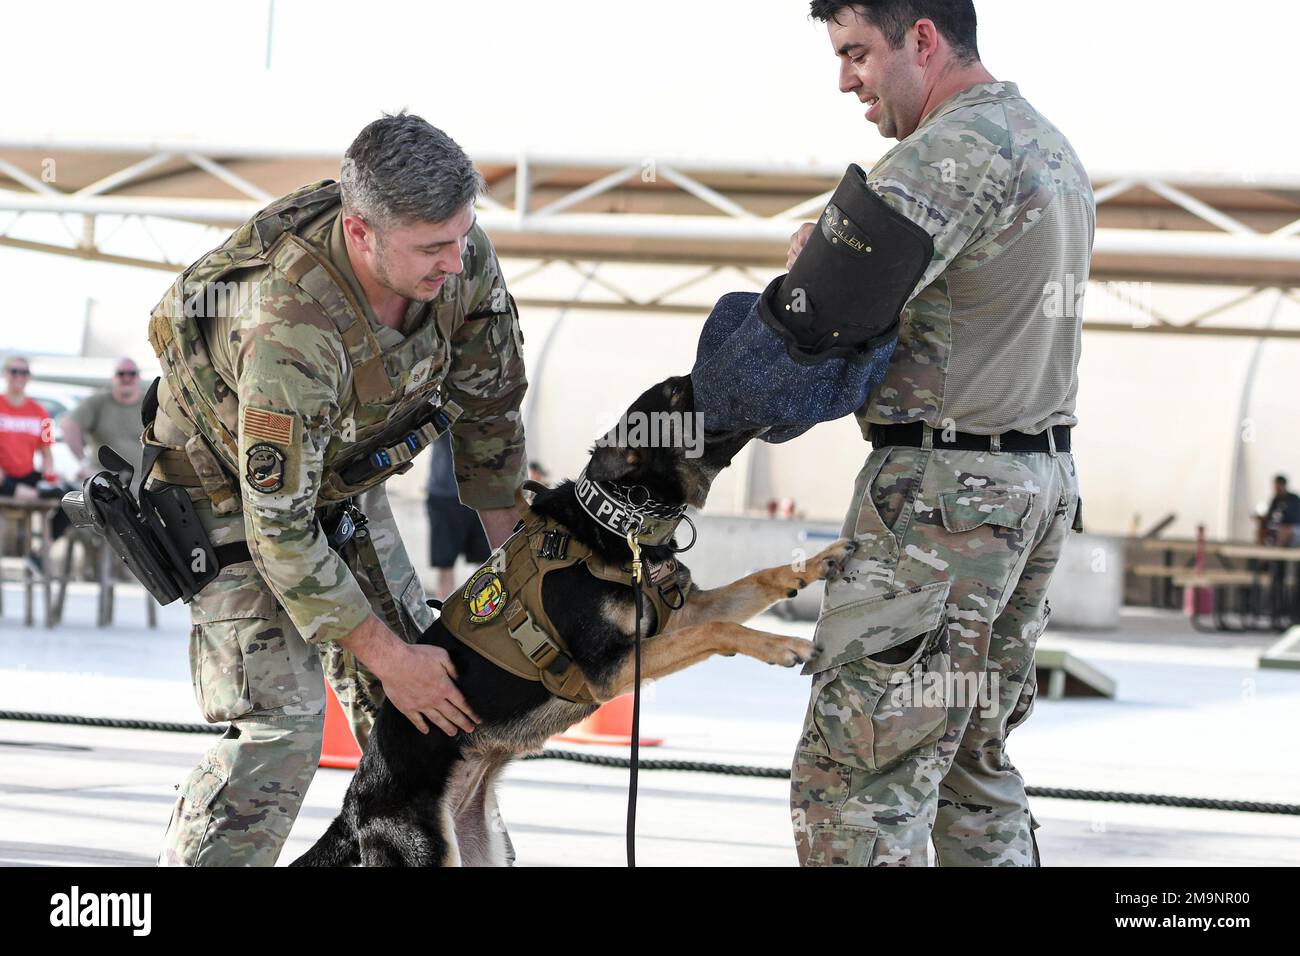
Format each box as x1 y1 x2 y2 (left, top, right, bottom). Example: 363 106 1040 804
243 407 294 445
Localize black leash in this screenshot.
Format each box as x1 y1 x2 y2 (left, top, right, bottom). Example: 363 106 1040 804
625 525 646 868
628 575 642 867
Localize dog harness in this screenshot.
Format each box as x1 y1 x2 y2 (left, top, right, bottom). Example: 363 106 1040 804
438 491 685 704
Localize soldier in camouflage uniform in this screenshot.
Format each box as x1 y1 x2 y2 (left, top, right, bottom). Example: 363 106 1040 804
148 114 529 866
788 2 1093 865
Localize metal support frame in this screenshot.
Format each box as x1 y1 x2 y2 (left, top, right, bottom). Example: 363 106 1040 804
2 143 1299 337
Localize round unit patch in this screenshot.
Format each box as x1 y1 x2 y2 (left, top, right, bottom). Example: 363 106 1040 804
464 566 507 624
246 444 286 493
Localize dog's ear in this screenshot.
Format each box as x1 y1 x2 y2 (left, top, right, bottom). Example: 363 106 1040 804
668 376 693 412
588 443 641 483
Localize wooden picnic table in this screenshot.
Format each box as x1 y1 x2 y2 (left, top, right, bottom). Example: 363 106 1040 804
0 494 156 629
1136 538 1218 554
1128 537 1297 631
1218 544 1300 562
1131 538 1247 608
0 496 59 627
1217 544 1300 631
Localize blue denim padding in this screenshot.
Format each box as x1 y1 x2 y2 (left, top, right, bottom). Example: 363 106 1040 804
690 292 896 444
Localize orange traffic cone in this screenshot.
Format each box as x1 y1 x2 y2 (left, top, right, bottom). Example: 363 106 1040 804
552 694 663 747
320 682 362 770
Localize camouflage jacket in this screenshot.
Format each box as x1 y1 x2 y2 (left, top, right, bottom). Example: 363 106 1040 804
149 182 528 645
858 81 1095 436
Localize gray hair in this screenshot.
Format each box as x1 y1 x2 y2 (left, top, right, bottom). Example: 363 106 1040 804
340 112 484 233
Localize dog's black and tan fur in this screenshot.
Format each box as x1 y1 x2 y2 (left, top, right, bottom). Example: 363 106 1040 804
292 376 852 867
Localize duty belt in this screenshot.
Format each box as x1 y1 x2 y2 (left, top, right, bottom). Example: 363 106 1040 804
869 422 1072 453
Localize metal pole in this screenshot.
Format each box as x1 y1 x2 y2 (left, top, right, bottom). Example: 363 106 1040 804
265 0 276 70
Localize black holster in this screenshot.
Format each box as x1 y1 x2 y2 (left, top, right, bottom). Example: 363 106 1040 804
61 468 220 606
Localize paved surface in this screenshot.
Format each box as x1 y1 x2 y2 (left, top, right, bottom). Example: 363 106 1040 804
2 583 1299 866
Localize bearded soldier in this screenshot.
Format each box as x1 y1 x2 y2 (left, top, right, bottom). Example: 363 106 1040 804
689 0 1092 867
147 113 528 866
782 0 1093 867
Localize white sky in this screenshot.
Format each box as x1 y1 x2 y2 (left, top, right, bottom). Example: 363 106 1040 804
1 0 1294 354
5 0 1293 171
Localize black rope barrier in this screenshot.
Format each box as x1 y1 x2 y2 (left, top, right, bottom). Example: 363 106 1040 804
4 709 1298 815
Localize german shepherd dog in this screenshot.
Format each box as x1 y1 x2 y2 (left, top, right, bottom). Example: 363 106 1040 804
292 375 853 866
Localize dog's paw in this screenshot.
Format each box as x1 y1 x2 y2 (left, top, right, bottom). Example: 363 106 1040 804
811 537 857 581
754 635 815 668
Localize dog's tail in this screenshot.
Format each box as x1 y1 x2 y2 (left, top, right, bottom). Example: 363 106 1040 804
289 813 359 867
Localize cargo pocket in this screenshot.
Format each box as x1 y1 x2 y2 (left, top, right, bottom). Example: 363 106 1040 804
804 823 878 867
190 563 285 723
802 580 952 772
858 446 925 541
161 760 229 867
938 488 1033 534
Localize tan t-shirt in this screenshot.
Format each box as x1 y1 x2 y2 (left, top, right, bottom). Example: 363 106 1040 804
69 390 145 475
859 82 1095 436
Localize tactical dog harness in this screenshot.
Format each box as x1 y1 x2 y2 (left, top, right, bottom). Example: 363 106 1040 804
438 482 687 704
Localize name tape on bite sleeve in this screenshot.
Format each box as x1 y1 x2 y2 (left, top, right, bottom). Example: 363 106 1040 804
243 407 294 445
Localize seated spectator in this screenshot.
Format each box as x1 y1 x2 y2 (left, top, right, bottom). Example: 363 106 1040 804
61 357 146 479
1258 474 1300 547
0 356 69 570
0 355 55 499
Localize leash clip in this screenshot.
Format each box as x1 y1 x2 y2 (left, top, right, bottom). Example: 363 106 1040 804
625 518 644 584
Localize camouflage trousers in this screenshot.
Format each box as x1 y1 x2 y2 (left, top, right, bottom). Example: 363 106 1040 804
791 439 1079 866
159 487 429 867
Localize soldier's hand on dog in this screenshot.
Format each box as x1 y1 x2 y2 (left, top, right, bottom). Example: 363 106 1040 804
787 222 816 269
384 644 480 737
340 615 480 736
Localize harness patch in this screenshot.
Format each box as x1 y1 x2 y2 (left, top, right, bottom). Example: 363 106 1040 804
464 566 507 623
646 557 678 586
246 444 286 493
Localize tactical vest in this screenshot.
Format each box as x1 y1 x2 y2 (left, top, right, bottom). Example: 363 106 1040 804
439 499 683 704
145 180 457 507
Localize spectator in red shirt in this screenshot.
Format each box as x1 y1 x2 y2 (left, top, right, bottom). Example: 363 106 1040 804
1 355 70 572
0 355 55 499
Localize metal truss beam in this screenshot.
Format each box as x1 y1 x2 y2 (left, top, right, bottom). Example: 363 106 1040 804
3 143 1300 337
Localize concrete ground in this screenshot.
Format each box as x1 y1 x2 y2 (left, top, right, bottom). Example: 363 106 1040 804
2 581 1299 866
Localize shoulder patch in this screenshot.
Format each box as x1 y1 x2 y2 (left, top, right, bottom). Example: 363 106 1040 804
464 566 507 624
246 444 286 493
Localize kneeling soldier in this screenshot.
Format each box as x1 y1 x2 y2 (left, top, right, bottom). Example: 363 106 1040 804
148 113 528 866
